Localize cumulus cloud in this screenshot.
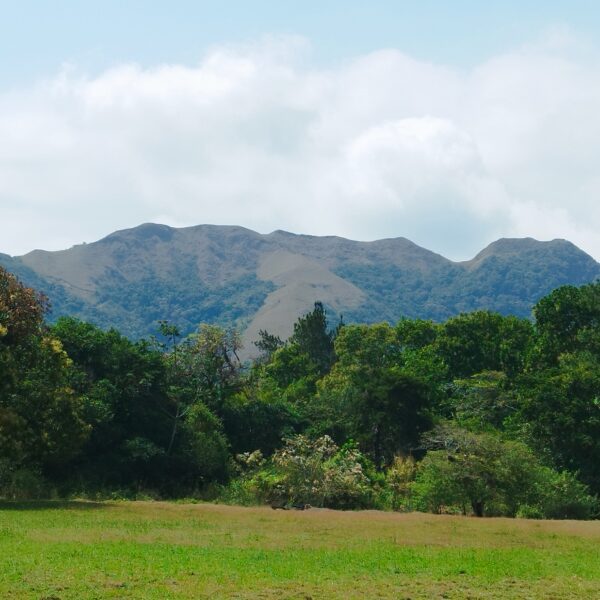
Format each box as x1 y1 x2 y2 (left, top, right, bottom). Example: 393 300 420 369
2 33 600 260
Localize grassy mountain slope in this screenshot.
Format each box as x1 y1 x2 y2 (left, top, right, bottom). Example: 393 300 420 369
1 224 598 348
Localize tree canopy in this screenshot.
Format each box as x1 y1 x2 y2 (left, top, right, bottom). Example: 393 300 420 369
0 269 598 519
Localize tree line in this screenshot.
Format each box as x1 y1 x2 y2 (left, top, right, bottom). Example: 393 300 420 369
1 265 598 518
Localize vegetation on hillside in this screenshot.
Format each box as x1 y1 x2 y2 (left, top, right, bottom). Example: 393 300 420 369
2 226 598 341
1 265 599 519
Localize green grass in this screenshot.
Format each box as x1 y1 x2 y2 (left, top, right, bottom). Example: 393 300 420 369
1 501 599 599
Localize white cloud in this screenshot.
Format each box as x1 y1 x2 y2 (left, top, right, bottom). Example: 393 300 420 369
2 33 600 261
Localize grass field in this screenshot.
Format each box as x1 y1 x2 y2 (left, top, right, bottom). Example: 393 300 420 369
1 501 599 599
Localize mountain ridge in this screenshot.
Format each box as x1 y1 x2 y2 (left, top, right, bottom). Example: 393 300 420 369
2 224 599 353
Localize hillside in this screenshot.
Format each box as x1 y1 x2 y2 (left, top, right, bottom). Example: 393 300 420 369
1 223 599 350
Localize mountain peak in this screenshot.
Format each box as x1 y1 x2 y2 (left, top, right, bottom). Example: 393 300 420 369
1 225 598 346
100 222 175 244
465 237 595 269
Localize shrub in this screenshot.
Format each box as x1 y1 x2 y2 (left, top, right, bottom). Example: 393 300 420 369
0 460 49 500
385 456 417 511
268 435 372 508
410 452 468 514
516 505 544 519
411 424 598 519
535 469 597 520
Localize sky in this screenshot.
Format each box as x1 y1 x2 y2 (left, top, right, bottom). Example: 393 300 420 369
2 1 600 260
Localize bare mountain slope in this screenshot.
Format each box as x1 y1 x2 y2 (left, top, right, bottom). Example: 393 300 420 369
1 224 599 351
243 250 367 346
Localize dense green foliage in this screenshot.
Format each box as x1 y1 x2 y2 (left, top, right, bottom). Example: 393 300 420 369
336 239 600 324
0 267 88 497
94 273 274 339
1 266 599 519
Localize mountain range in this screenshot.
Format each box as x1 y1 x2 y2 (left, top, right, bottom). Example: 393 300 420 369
1 223 599 354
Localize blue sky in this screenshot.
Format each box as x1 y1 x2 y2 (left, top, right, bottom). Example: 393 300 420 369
3 1 599 86
2 1 600 260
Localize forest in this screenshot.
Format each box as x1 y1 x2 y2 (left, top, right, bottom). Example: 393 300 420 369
1 265 599 519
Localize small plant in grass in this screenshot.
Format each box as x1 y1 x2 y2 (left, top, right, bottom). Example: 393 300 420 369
384 455 417 511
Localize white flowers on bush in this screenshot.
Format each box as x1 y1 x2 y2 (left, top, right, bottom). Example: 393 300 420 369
271 434 371 508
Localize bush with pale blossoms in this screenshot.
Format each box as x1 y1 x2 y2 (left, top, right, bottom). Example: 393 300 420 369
270 434 372 508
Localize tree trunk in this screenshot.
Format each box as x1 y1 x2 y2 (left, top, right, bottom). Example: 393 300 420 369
471 499 485 517
166 407 180 456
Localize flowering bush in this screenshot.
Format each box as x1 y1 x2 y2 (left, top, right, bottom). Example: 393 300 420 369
270 435 372 508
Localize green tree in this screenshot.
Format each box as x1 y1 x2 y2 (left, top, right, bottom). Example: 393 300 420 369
413 423 596 518
257 303 339 408
447 371 516 430
416 424 541 517
221 376 302 456
288 301 337 376
156 323 240 487
0 271 88 495
317 324 432 467
52 317 169 488
512 351 600 494
173 324 243 413
253 329 284 362
533 282 600 365
0 265 47 398
396 318 439 351
437 311 533 378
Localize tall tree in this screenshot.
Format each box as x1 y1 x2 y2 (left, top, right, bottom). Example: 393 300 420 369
0 270 87 486
289 301 336 376
533 282 600 364
436 311 533 378
52 317 168 487
513 351 600 494
317 324 432 467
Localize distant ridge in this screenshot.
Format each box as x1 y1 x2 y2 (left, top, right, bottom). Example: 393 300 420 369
2 224 599 353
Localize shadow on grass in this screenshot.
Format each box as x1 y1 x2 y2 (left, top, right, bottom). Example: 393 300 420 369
0 500 107 511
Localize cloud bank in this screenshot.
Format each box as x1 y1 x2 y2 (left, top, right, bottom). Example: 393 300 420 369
2 33 600 260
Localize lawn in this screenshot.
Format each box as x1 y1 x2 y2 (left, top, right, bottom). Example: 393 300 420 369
0 501 599 599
